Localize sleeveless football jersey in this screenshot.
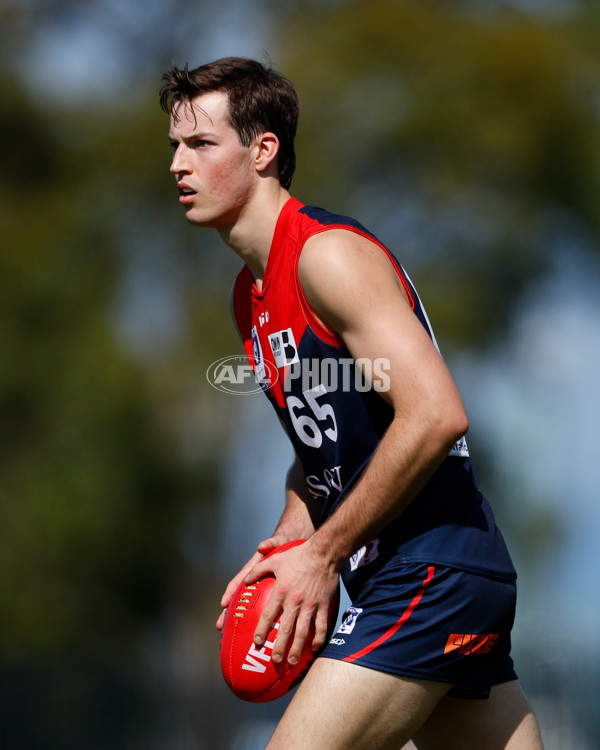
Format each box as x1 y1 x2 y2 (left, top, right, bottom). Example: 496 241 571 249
231 197 516 596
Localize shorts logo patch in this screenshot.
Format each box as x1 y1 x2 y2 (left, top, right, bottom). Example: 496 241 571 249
444 633 500 655
349 539 379 571
337 607 363 635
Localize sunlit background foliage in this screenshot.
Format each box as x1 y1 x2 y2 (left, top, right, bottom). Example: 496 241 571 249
1 1 599 748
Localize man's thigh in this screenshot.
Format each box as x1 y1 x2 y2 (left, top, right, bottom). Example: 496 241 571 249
412 679 544 750
266 657 451 750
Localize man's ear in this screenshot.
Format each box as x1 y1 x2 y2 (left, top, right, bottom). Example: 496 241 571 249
254 132 280 174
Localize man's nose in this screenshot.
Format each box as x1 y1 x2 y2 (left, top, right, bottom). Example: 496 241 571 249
170 145 190 175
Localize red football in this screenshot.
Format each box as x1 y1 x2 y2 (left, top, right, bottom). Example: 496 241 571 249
220 539 340 702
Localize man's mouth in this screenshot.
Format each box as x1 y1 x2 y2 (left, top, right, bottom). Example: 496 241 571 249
178 185 197 204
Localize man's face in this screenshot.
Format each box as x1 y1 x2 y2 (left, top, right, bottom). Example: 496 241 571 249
168 91 255 229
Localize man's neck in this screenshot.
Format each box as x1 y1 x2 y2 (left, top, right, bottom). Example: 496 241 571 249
218 185 291 288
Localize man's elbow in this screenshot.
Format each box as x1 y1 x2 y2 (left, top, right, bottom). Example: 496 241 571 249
445 404 469 447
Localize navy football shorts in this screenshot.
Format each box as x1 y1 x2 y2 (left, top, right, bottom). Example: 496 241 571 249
320 562 518 699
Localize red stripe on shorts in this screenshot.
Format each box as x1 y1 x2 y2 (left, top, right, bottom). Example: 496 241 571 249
342 565 435 663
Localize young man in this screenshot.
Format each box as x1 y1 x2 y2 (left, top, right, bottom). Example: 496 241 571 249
160 58 544 749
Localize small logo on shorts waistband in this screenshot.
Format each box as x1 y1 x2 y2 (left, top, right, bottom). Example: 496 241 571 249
337 607 363 635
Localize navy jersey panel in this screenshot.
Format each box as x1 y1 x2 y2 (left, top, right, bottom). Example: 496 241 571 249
231 197 517 590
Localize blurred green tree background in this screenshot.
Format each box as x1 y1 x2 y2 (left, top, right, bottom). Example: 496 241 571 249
1 0 599 748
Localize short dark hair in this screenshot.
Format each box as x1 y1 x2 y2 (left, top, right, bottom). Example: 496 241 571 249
160 57 299 190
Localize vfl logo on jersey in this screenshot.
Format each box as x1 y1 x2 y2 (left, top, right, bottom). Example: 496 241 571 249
268 328 300 368
251 325 270 390
337 607 363 635
349 539 380 571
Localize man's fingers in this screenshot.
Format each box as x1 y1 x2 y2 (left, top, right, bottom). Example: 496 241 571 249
285 609 315 665
220 544 273 610
311 604 331 652
244 558 272 586
216 575 246 631
217 542 281 631
256 534 288 555
220 575 243 609
216 608 226 631
269 606 299 664
253 592 284 649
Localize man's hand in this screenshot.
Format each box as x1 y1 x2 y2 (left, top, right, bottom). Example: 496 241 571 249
243 539 339 666
216 534 291 632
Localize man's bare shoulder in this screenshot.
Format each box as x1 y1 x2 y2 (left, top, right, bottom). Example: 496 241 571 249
298 227 411 335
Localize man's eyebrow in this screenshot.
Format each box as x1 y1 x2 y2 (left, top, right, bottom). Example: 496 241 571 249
168 130 216 142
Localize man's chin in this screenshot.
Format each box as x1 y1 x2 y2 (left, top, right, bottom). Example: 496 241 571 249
185 209 230 231
184 210 212 228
